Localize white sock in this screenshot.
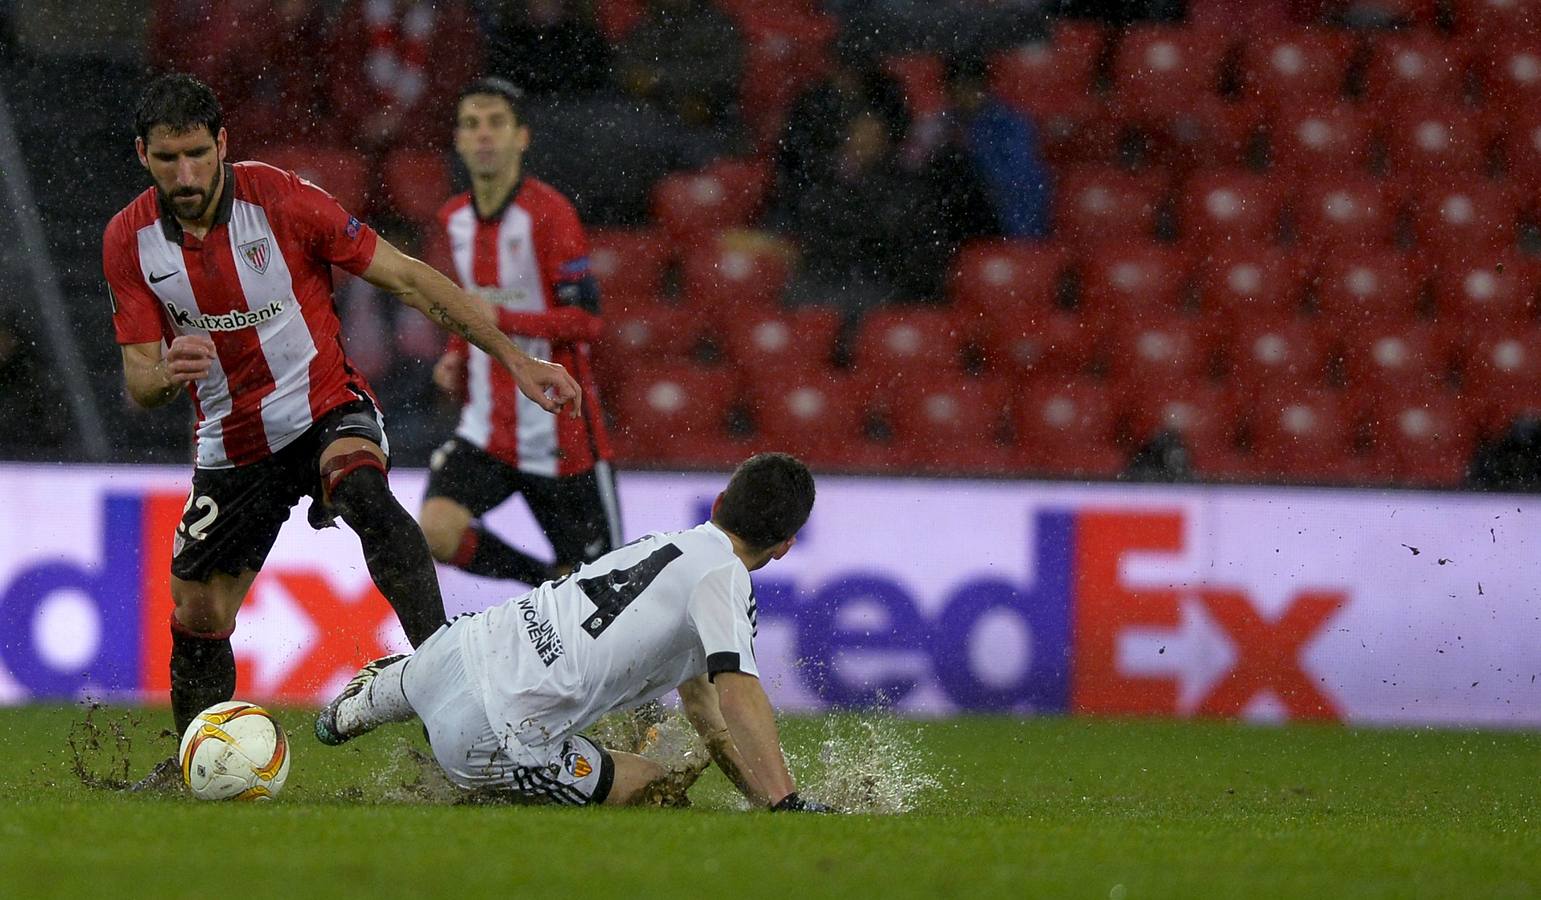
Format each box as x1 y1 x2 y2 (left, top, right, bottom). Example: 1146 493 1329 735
336 657 416 735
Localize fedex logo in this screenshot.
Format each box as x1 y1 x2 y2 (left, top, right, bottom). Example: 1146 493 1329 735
0 492 403 702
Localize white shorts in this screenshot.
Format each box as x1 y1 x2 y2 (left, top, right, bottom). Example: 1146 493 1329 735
401 624 614 805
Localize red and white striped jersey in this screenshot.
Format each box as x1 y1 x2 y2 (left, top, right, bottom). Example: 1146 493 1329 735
438 176 612 477
104 161 380 468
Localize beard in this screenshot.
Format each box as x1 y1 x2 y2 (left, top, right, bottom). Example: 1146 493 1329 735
161 166 222 222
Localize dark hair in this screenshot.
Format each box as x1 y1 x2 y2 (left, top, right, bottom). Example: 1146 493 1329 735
457 76 525 122
134 74 223 145
713 453 816 552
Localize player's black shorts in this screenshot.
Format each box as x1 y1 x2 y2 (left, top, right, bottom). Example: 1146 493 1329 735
424 437 621 567
170 398 387 582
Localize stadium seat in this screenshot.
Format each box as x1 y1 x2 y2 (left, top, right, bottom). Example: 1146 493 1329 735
1105 316 1215 388
1077 242 1194 327
1430 252 1535 326
1266 102 1375 177
1121 376 1249 477
1225 317 1332 391
1010 88 1117 167
1364 33 1468 106
850 307 970 383
1460 329 1541 434
1476 38 1541 109
720 306 842 379
1381 104 1486 186
1289 177 1397 251
745 370 877 466
738 13 837 148
889 375 1017 474
258 145 369 214
1310 250 1425 328
1400 179 1519 263
886 54 948 117
587 229 671 310
989 21 1104 104
1362 392 1474 487
1493 103 1541 192
1247 388 1358 482
1178 168 1287 245
1110 26 1231 115
1195 243 1309 322
1451 0 1541 40
679 233 793 314
651 163 766 244
593 307 707 391
947 239 1073 315
381 149 451 228
1339 321 1457 411
973 307 1102 382
1010 378 1126 477
1053 167 1167 244
1238 28 1357 108
608 363 739 463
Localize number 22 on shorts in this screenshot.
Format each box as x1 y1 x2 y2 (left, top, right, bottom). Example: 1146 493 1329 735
179 492 220 541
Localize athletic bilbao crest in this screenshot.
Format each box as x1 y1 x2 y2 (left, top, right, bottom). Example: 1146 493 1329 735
239 238 271 275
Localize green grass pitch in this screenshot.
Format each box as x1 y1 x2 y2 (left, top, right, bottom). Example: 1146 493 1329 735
0 705 1538 898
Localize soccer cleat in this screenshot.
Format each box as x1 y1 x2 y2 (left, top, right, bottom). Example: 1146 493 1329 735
314 653 407 746
128 755 183 794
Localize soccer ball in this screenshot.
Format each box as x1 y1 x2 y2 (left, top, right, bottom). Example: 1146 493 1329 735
178 701 292 801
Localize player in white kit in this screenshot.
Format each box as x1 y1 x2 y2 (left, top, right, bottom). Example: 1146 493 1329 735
315 453 832 810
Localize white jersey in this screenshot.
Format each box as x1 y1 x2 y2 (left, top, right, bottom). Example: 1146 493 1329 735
454 522 758 764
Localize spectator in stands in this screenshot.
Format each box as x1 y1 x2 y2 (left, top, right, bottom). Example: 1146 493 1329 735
175 0 332 150
614 0 744 148
787 111 936 308
923 52 1052 244
484 0 611 96
772 31 911 227
326 0 483 153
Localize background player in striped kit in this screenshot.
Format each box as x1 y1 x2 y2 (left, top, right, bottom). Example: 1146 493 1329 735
102 74 581 788
421 77 621 588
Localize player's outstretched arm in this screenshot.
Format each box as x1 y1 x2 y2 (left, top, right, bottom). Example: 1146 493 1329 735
121 336 215 408
360 239 582 415
677 674 768 806
713 671 800 808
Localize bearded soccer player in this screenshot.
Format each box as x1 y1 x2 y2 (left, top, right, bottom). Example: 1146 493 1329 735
317 453 834 812
420 77 619 589
102 74 581 789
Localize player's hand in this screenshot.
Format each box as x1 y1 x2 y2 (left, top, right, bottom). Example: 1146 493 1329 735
432 350 466 396
164 335 216 385
508 356 582 417
770 792 838 813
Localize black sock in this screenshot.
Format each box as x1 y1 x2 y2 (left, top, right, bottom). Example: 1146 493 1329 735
170 617 236 737
331 468 448 647
451 525 553 586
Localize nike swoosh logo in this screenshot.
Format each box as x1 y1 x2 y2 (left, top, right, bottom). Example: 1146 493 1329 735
148 271 177 284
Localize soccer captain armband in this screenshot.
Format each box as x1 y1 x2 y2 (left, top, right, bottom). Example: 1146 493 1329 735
553 274 600 315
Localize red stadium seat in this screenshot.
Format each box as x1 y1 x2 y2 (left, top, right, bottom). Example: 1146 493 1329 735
886 54 947 117
1149 96 1269 170
1401 179 1519 262
1290 177 1397 251
1110 26 1231 114
1010 378 1126 477
588 229 671 307
947 240 1072 315
990 22 1104 104
1381 104 1486 185
1364 33 1468 106
679 235 792 314
738 14 837 148
651 164 766 244
1267 102 1375 177
1310 250 1424 327
1494 102 1541 192
1430 252 1536 325
1011 88 1117 167
1248 388 1357 482
746 371 875 466
1239 28 1357 108
889 375 1016 473
850 307 970 383
1105 316 1214 387
720 307 842 377
1451 0 1541 40
974 307 1102 382
1195 243 1309 322
1053 167 1167 244
1477 39 1541 109
1362 392 1474 487
1178 168 1287 245
1078 242 1193 327
1225 317 1332 391
608 363 739 462
1120 377 1248 476
381 149 451 228
1340 321 1457 410
258 145 369 214
593 307 707 390
1460 329 1541 434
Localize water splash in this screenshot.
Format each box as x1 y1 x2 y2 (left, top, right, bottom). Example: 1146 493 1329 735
793 713 946 815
